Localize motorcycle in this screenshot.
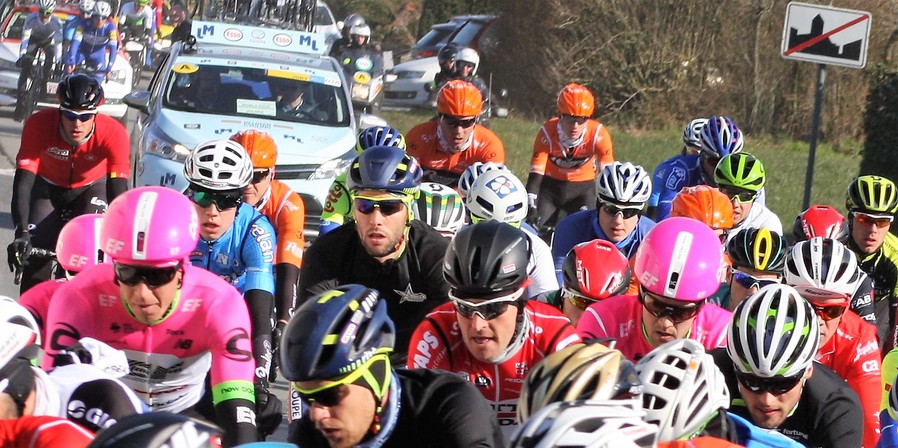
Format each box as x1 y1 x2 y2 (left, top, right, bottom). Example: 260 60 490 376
340 47 384 114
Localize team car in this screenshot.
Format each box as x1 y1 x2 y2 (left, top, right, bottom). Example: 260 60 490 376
124 20 375 241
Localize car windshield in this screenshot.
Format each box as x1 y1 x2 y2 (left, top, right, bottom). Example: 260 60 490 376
417 25 455 48
315 5 333 25
163 64 350 127
448 20 486 47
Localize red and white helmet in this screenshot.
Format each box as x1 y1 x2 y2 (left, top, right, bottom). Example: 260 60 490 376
561 239 631 300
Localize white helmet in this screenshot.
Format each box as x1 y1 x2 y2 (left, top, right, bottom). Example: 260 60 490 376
350 24 371 45
682 117 708 149
0 296 41 367
93 0 112 18
727 284 820 378
0 296 40 343
79 0 95 14
466 170 528 224
457 161 507 197
184 140 254 190
510 400 657 448
456 47 480 75
414 182 466 238
635 339 730 442
595 161 652 206
785 237 863 300
38 0 57 11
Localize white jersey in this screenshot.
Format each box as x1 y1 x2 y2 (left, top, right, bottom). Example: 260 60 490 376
523 227 560 298
725 202 783 243
118 2 154 30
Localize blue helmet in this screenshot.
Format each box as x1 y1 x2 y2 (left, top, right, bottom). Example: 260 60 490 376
280 285 395 383
355 126 406 154
346 145 422 197
699 115 744 159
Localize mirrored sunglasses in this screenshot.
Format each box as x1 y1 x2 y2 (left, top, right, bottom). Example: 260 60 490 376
731 270 780 290
720 187 758 204
736 371 803 396
560 287 598 311
852 212 893 229
186 188 242 210
639 289 703 324
441 115 477 129
600 203 641 219
114 262 181 288
354 197 405 216
61 108 97 122
449 288 523 320
809 300 848 321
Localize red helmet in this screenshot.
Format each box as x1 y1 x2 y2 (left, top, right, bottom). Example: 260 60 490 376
792 204 848 242
556 83 595 117
562 239 631 300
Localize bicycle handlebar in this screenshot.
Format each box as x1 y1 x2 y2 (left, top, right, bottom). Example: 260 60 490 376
13 247 56 285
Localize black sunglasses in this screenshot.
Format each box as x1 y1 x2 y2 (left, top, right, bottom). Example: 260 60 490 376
736 371 803 396
61 109 96 122
186 188 242 210
299 384 349 407
639 289 703 324
251 169 270 184
442 115 477 129
561 114 588 124
731 270 780 290
600 203 641 219
720 186 758 204
354 198 405 216
114 262 181 289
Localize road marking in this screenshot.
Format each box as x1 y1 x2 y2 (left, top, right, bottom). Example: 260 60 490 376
0 169 14 176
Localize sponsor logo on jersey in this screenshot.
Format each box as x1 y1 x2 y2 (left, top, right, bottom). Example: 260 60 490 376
46 146 69 160
395 284 426 303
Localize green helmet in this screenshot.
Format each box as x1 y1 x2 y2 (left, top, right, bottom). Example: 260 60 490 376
714 152 766 192
846 175 898 215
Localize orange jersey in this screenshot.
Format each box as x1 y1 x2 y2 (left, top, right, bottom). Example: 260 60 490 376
257 179 305 267
405 120 505 176
529 117 613 182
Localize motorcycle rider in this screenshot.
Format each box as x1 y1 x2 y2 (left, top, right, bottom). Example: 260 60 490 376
447 47 495 126
338 23 384 110
432 44 458 91
329 13 365 57
14 0 63 122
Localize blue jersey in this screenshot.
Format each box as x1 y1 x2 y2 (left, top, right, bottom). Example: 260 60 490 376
63 16 88 42
729 412 805 448
66 19 118 67
551 208 655 284
190 203 276 295
881 410 898 448
649 153 708 220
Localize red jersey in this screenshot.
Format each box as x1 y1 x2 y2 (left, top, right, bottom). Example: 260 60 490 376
405 120 505 178
0 416 93 448
16 109 130 188
815 311 881 448
407 301 580 435
257 179 305 267
529 117 614 182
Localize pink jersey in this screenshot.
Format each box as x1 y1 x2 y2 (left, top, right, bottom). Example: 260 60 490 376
407 301 581 435
18 278 67 343
576 294 731 361
42 264 256 413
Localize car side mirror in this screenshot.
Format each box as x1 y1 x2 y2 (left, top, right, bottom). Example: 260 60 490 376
123 91 151 113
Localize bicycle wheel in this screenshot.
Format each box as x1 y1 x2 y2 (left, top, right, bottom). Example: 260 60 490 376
23 52 46 119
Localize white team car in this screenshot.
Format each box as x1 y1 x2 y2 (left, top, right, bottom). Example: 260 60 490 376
125 20 382 240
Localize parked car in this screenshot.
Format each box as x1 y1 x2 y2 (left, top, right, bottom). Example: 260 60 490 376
409 21 459 60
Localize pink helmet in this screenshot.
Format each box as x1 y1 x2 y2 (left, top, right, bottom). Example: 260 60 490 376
56 214 107 273
634 217 725 302
101 187 199 267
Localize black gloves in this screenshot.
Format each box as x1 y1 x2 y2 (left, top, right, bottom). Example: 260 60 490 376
7 234 30 272
269 320 287 382
255 386 283 437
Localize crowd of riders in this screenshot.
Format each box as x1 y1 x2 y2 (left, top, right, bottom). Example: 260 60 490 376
6 11 898 448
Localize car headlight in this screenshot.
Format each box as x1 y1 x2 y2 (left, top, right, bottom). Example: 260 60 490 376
351 83 371 101
309 150 355 180
145 129 191 162
396 70 426 79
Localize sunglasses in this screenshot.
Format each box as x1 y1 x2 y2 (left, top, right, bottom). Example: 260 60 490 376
441 115 477 129
639 289 703 324
600 203 641 219
731 270 780 290
736 371 803 396
61 108 96 122
561 114 588 125
853 212 893 229
449 288 523 320
354 197 405 216
251 169 270 184
809 300 848 321
720 187 758 204
560 287 598 311
295 383 348 407
40 8 54 15
186 188 242 210
114 262 181 288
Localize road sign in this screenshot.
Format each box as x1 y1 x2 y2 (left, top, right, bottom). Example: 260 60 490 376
781 2 871 69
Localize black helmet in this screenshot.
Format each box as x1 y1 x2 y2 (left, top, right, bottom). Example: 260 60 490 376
443 220 531 298
437 44 459 70
86 412 223 448
725 227 787 274
57 74 103 110
346 145 422 197
280 285 395 384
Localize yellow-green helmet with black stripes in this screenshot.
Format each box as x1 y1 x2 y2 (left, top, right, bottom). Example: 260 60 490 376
846 175 898 215
714 152 766 192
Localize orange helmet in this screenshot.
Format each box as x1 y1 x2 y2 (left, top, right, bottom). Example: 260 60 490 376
437 80 482 116
557 83 595 117
230 130 277 169
670 185 734 231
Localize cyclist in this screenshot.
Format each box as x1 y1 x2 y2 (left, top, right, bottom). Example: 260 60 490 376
681 117 709 155
844 175 898 351
319 125 406 235
670 185 734 239
881 374 898 448
457 160 507 198
0 415 93 447
408 221 580 435
784 237 881 448
540 239 630 326
62 0 94 52
650 115 745 220
413 181 466 238
282 284 505 447
118 0 155 67
65 1 118 83
14 0 63 122
230 130 306 371
715 152 782 241
42 187 260 445
516 343 641 422
526 83 614 231
714 284 864 447
577 217 732 362
299 145 450 362
552 161 655 285
724 227 787 311
18 213 106 341
8 74 128 294
183 139 279 416
465 169 558 298
329 13 365 57
85 412 222 448
637 338 803 447
406 79 505 187
510 401 659 448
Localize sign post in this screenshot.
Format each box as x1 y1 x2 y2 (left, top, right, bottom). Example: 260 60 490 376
781 2 871 210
